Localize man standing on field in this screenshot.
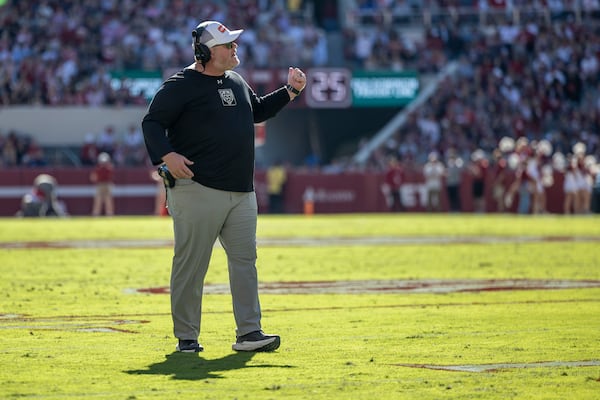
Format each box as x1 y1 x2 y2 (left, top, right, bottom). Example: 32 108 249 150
142 20 306 353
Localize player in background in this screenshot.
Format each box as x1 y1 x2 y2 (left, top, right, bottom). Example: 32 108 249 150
90 152 115 216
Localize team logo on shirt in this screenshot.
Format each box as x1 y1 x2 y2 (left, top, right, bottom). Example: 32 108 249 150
218 89 236 106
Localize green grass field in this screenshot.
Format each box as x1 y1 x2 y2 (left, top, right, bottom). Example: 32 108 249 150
1 214 599 399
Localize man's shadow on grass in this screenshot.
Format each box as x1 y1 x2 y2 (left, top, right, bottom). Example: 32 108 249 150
125 351 293 380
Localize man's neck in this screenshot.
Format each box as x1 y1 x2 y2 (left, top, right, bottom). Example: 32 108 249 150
192 61 226 77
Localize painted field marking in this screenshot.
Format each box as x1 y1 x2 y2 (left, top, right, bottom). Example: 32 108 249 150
395 360 600 372
134 279 600 295
0 314 149 333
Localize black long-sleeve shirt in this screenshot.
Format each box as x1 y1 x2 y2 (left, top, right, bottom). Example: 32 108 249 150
142 68 291 192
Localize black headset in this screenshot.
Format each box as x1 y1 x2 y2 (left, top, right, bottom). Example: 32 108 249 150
192 26 211 64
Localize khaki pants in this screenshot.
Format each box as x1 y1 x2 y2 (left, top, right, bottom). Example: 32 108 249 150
167 179 261 340
92 183 114 216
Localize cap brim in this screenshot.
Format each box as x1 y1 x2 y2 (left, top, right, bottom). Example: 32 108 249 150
213 29 243 46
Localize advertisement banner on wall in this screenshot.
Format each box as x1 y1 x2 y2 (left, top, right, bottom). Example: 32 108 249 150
304 68 420 108
110 70 163 102
110 68 420 108
350 71 420 107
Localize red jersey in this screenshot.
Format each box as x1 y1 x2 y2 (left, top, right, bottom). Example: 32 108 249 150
385 165 404 189
93 164 114 183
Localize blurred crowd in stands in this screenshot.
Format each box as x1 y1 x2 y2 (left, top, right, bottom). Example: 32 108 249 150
360 10 600 167
0 0 329 169
353 3 600 213
0 0 326 107
0 122 146 168
0 0 599 213
7 1 598 107
0 129 47 167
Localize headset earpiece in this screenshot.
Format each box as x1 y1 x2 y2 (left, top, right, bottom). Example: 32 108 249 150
192 26 211 64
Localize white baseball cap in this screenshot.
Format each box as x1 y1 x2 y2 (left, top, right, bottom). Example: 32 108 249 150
98 152 111 163
194 21 243 48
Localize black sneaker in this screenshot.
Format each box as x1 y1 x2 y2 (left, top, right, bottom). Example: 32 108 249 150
232 330 280 352
176 339 203 353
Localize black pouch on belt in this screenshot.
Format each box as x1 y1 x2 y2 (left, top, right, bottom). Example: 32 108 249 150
157 165 176 188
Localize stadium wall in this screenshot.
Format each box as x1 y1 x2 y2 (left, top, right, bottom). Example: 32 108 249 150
0 105 401 168
0 106 147 146
1 167 568 217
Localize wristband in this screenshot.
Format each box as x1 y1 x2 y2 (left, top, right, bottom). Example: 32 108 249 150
286 84 301 96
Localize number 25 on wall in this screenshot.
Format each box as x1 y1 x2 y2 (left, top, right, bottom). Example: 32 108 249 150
306 68 352 108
